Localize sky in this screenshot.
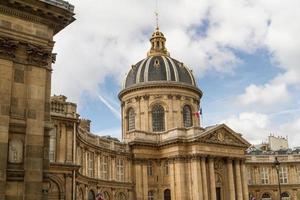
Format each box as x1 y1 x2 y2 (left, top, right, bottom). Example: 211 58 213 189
52 0 300 147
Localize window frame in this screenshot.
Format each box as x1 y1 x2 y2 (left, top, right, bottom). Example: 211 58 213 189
183 105 193 128
127 108 135 131
260 167 269 184
279 166 288 184
152 104 165 132
116 158 125 181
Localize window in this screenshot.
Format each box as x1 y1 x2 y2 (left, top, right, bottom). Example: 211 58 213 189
260 167 269 184
127 108 135 131
116 158 124 181
77 148 83 173
281 192 290 200
88 190 95 200
147 161 153 176
49 126 57 162
164 161 169 175
101 155 109 179
164 189 171 200
148 190 155 200
183 105 192 127
279 166 288 184
261 193 271 200
152 104 165 132
87 152 94 177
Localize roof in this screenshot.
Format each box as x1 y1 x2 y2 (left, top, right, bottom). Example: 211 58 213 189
39 0 74 12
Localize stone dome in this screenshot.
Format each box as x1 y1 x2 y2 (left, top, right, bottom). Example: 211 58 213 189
122 28 197 89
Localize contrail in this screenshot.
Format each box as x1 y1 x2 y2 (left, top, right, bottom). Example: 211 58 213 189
97 93 121 119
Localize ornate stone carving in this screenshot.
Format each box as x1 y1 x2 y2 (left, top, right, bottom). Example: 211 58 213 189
26 44 51 66
8 139 23 164
0 37 18 59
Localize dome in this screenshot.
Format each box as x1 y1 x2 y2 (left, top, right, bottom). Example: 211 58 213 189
122 28 197 89
123 55 196 89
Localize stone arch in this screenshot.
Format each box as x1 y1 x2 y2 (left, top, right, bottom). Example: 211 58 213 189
88 189 95 200
48 175 65 200
164 189 171 200
76 186 84 200
281 191 290 200
149 100 169 112
100 190 111 200
115 191 127 200
261 192 272 200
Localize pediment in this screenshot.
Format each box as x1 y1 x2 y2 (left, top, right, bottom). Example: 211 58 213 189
197 124 250 148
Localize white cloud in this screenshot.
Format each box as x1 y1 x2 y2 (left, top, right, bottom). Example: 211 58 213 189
237 83 290 106
221 112 271 144
279 118 300 148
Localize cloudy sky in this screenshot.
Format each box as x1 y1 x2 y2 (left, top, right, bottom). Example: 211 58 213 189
52 0 300 147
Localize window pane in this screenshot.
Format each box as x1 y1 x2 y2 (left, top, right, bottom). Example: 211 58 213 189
128 108 135 131
183 105 192 127
152 105 165 132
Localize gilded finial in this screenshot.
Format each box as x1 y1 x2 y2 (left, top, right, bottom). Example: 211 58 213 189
155 0 159 30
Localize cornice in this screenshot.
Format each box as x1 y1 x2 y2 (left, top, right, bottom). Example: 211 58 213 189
118 82 203 100
0 1 75 34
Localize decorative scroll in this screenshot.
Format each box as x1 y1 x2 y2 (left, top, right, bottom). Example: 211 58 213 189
0 37 18 59
26 44 51 66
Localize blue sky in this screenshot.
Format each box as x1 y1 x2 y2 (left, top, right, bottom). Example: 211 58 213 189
52 0 300 147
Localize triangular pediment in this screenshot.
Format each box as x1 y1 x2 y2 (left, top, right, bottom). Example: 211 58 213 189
197 124 251 148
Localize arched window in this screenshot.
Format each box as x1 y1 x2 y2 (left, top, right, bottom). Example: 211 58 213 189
127 108 135 131
164 189 171 200
88 190 95 200
282 192 290 200
148 190 155 200
261 193 271 200
183 105 192 127
152 104 165 132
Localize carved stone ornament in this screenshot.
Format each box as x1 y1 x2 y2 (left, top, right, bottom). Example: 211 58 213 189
217 130 225 142
26 44 51 66
8 139 23 164
0 37 18 59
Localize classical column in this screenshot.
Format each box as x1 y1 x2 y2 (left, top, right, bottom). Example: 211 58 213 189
241 160 249 200
235 160 243 200
227 158 236 200
191 157 203 200
208 157 216 200
201 157 209 200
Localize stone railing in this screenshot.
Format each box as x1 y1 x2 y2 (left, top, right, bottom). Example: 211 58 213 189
50 95 78 119
246 154 300 163
78 129 129 153
39 0 74 12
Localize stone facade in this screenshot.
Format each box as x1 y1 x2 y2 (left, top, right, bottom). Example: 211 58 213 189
0 1 74 199
4 1 299 200
246 153 300 200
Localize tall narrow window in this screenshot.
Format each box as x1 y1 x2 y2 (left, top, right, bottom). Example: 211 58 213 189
279 166 288 184
164 189 171 200
100 155 109 180
127 108 135 131
147 161 153 176
260 167 269 184
148 191 155 200
87 152 94 177
183 105 192 127
116 158 124 181
152 104 165 132
49 126 57 162
247 168 252 184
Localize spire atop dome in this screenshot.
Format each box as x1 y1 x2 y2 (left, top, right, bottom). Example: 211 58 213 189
147 27 169 56
147 1 169 56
